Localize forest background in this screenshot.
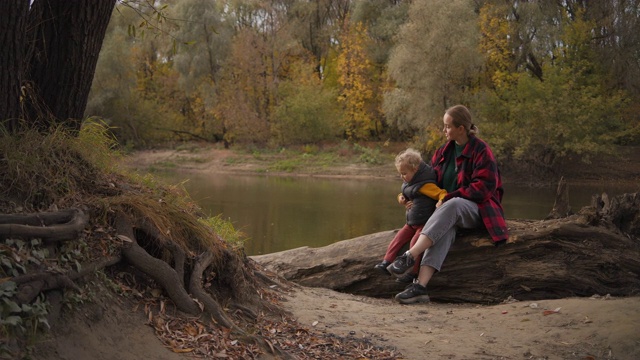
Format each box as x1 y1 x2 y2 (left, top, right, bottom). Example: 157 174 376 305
1 1 639 358
87 0 640 176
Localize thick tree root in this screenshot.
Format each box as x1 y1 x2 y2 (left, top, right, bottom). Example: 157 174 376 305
0 208 88 242
115 212 201 315
12 272 79 304
11 255 120 305
114 211 291 358
137 219 186 286
189 250 238 329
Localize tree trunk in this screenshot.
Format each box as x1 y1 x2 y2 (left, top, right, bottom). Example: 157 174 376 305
0 0 29 131
23 0 116 131
251 193 640 304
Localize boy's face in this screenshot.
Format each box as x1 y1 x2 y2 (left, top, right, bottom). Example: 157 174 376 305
397 164 417 183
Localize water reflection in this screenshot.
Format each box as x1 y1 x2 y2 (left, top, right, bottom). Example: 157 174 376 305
157 172 638 255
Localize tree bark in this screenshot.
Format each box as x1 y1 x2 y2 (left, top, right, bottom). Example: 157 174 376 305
251 193 640 304
24 0 116 131
0 0 29 131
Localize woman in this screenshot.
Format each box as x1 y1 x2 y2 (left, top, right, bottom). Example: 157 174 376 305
386 105 509 304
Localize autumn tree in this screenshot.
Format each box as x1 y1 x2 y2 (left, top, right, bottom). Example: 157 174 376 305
271 60 343 146
287 0 351 78
346 1 408 140
337 21 379 140
87 3 190 147
170 0 234 143
214 28 272 145
581 0 640 144
478 2 516 91
350 0 410 66
383 0 482 151
474 5 629 173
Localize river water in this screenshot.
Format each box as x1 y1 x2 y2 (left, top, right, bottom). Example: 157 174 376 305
156 171 638 255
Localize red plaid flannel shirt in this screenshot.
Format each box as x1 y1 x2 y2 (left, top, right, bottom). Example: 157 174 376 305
431 136 509 242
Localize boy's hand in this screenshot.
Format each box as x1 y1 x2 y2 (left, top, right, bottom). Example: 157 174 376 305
436 200 443 208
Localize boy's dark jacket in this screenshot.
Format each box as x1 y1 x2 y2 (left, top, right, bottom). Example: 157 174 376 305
401 161 438 226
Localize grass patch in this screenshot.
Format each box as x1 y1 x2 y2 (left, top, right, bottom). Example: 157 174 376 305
199 215 248 249
269 158 300 172
175 143 203 153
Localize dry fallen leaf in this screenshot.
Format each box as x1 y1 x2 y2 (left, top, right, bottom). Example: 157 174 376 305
116 234 133 243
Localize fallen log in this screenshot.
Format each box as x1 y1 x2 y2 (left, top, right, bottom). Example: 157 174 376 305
251 192 640 304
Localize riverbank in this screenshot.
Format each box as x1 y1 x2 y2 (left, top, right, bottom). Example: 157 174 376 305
121 142 640 187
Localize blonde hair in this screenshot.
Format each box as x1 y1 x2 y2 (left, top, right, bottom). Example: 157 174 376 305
446 104 479 136
395 148 422 170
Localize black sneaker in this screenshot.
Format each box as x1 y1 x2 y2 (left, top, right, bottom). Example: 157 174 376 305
386 251 415 276
395 282 430 304
395 272 417 284
373 260 392 276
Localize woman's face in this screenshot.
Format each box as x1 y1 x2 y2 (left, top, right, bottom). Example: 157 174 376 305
443 113 466 144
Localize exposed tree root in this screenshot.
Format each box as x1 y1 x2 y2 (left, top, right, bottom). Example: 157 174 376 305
114 212 201 315
0 208 88 242
113 211 291 358
189 250 238 330
11 255 121 305
12 272 79 305
137 218 187 286
230 303 259 321
1 207 303 358
67 255 122 280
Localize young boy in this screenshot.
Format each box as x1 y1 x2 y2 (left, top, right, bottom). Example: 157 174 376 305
374 148 446 283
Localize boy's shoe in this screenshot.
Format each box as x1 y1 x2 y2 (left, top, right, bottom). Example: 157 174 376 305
386 251 415 276
373 260 392 276
395 272 417 284
395 282 430 304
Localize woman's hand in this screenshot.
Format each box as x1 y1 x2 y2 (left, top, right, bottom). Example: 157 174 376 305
436 200 443 208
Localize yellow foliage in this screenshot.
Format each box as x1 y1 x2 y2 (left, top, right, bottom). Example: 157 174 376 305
336 21 378 140
478 3 516 89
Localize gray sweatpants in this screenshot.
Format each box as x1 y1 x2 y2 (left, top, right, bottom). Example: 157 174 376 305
419 197 481 271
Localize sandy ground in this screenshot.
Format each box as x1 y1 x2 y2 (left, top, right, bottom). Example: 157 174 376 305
284 286 640 359
34 283 640 359
31 145 638 360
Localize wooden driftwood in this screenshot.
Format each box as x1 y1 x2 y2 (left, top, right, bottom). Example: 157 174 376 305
547 176 572 219
251 192 640 304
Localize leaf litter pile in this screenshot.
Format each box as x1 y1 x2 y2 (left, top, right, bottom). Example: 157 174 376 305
110 266 400 359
